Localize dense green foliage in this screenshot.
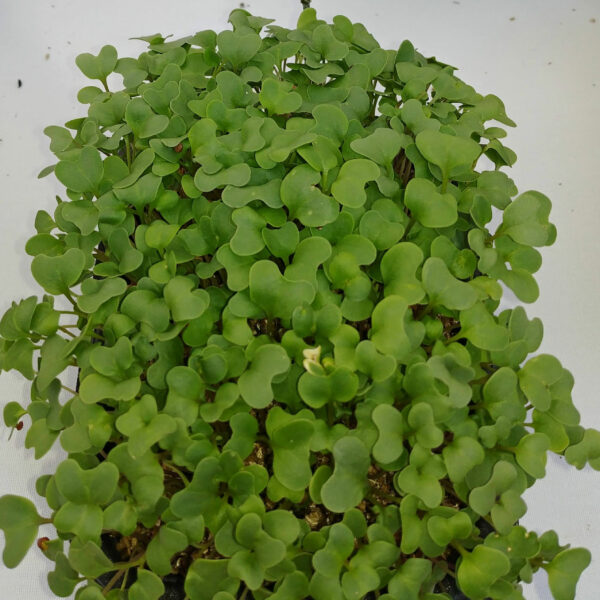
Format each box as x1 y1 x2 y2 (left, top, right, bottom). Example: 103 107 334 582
0 7 598 600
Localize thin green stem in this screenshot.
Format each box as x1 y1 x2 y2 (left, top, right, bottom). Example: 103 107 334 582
321 170 329 192
120 569 129 591
59 326 77 339
450 541 467 557
489 229 502 243
61 385 78 395
163 462 190 486
64 290 79 306
111 553 146 571
445 332 462 344
102 569 125 596
373 491 402 505
471 374 491 386
498 445 517 453
125 134 132 169
327 402 335 427
239 587 249 600
212 62 224 77
479 514 494 527
403 217 416 239
438 561 455 577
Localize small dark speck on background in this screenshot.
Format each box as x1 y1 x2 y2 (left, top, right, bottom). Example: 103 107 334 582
17 79 22 88
547 61 552 65
509 16 516 21
452 1 460 4
558 182 563 186
590 18 597 23
45 53 50 60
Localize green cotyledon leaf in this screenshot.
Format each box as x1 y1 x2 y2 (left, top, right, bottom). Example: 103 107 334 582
249 260 315 320
239 344 290 409
380 242 425 303
544 548 591 600
404 178 458 227
280 164 339 227
55 146 104 194
331 159 380 208
298 365 359 409
75 45 118 81
456 546 510 600
0 496 43 568
31 248 86 295
350 127 404 166
415 129 481 183
370 295 425 362
320 437 370 513
266 406 314 491
259 78 302 115
497 190 557 247
129 569 165 600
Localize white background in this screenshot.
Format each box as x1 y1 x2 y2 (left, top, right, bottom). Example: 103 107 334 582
0 0 599 598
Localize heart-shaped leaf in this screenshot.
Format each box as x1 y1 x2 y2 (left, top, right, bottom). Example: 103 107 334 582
31 248 86 295
415 130 481 183
456 546 510 600
320 437 370 513
280 164 338 227
350 128 404 166
249 260 315 319
405 178 457 227
129 569 165 600
331 159 379 208
239 344 290 409
544 548 591 600
76 45 118 81
498 190 556 247
0 496 41 568
370 296 425 362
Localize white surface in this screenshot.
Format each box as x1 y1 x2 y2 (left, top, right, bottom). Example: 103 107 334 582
0 0 599 598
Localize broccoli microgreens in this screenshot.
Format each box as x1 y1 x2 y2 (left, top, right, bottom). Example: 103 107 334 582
0 7 597 600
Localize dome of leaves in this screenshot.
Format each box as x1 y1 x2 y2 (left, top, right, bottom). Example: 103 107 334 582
0 7 598 600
